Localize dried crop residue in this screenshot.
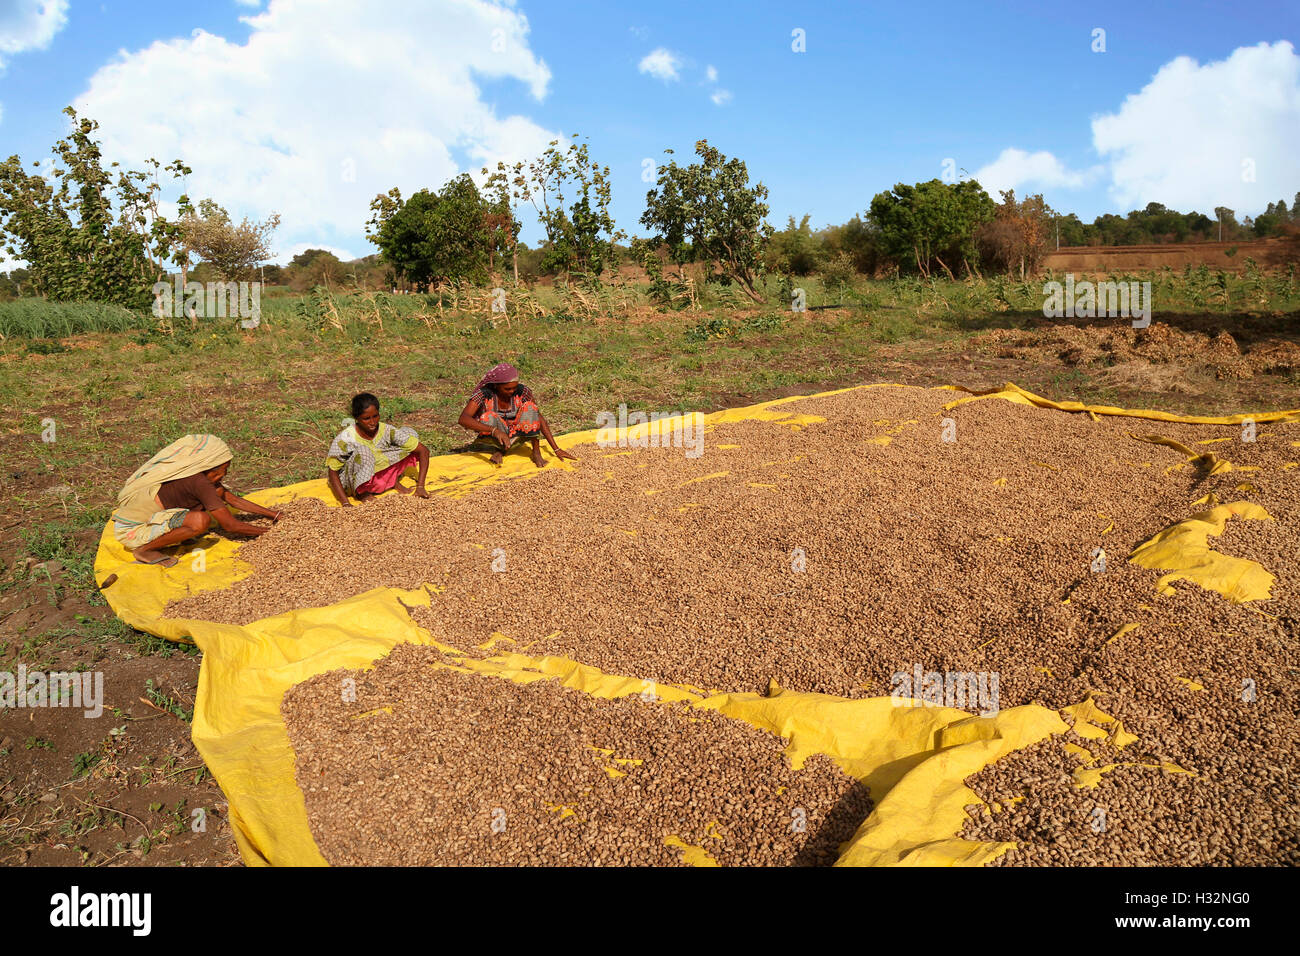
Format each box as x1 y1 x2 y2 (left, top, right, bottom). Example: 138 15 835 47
975 321 1300 382
282 644 871 866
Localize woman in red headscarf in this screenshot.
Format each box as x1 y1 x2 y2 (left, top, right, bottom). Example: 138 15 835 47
458 363 578 467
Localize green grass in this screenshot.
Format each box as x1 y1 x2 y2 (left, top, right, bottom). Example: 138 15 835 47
0 299 152 338
144 679 194 722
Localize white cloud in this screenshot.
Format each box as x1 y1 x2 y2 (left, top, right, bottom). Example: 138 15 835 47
73 0 558 254
0 0 68 69
638 47 680 82
972 148 1098 199
1092 41 1300 214
710 88 732 106
705 64 717 83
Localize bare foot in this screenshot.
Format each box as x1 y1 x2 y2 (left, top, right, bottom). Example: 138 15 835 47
357 492 377 503
531 446 547 468
134 550 178 568
392 483 412 494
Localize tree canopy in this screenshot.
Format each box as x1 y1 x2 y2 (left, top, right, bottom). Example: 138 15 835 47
0 107 189 308
366 174 506 291
181 198 279 281
640 139 773 301
868 179 995 278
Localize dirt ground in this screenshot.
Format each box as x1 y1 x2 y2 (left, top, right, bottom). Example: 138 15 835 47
1043 237 1296 274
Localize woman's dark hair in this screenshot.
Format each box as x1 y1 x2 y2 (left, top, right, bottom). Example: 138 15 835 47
351 393 380 418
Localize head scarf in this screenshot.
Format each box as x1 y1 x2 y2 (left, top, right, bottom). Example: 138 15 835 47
477 363 519 390
114 434 232 525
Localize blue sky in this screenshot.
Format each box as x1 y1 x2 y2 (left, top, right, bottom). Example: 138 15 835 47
1 0 1298 264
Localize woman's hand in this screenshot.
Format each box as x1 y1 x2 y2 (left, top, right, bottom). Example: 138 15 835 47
414 486 430 499
491 425 511 449
554 448 579 462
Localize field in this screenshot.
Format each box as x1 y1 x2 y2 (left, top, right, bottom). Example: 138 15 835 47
0 268 1297 866
1043 237 1296 273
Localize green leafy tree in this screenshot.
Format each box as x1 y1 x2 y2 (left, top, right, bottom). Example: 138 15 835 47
1253 212 1283 237
640 139 773 301
1214 206 1238 242
820 215 880 275
0 267 31 300
0 107 189 308
366 174 498 291
766 214 823 275
285 249 346 291
869 178 994 278
506 136 623 281
480 163 522 282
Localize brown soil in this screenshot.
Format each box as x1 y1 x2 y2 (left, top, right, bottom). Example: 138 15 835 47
1044 238 1299 273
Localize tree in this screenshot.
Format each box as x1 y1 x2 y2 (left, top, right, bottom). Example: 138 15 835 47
366 174 497 291
1253 212 1283 238
976 190 1055 278
821 215 881 275
480 163 521 283
1214 206 1238 241
0 267 31 300
181 198 280 281
869 179 994 278
0 107 189 308
506 137 623 281
285 249 346 291
766 214 822 275
640 139 773 301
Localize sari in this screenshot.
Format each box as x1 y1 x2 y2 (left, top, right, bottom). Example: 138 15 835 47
112 434 232 548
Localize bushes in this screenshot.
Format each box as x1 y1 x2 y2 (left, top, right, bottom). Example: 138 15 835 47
685 312 786 342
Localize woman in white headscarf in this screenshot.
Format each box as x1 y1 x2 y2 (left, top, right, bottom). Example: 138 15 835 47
111 434 281 567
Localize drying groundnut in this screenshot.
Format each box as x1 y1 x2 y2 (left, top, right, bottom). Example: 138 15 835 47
169 386 1296 866
283 644 872 866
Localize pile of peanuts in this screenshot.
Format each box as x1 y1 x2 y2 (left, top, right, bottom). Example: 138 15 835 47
283 644 871 866
173 385 1296 865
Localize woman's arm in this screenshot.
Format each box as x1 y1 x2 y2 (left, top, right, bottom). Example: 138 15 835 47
538 413 578 461
219 487 282 520
457 397 491 435
458 397 509 448
209 506 271 537
325 469 351 507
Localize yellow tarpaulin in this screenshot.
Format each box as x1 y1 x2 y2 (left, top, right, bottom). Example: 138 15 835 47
93 382 1297 866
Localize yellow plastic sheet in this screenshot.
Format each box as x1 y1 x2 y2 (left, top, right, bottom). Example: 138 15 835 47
1129 501 1275 602
93 382 1298 866
942 381 1300 426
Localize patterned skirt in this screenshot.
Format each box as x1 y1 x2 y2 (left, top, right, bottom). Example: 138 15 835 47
477 401 541 447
